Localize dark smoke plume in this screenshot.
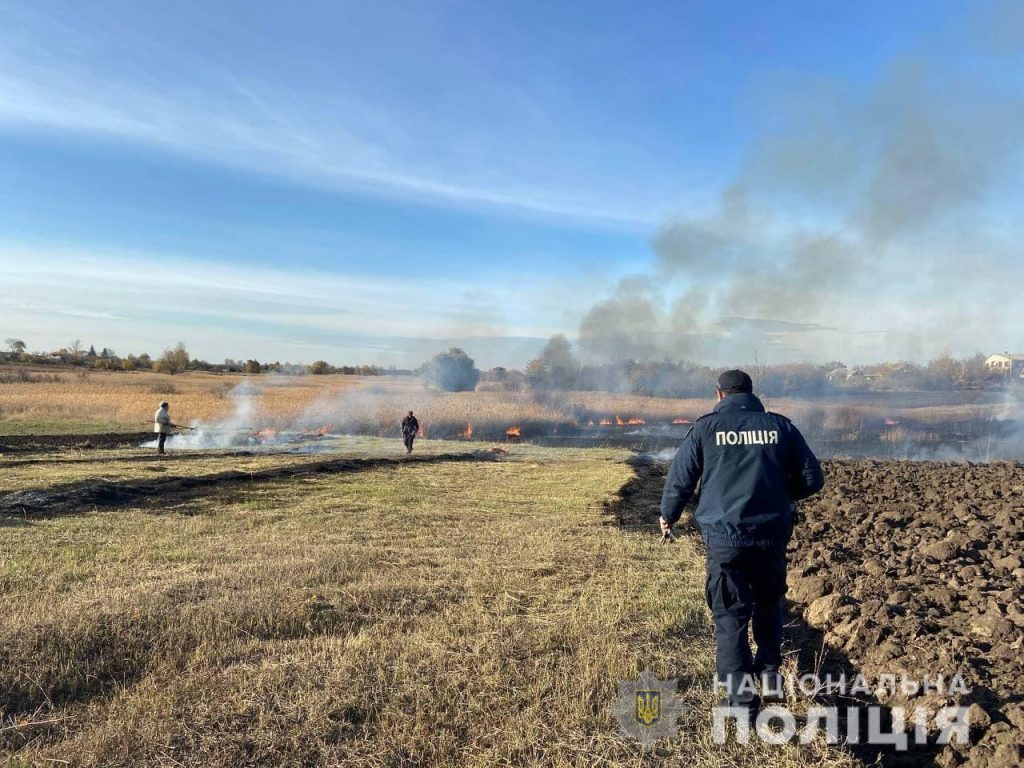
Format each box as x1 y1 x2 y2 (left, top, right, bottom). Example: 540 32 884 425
579 8 1024 365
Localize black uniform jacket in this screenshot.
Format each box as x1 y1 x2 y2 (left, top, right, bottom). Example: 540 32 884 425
660 393 824 547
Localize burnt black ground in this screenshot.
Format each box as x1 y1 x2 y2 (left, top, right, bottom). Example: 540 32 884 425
0 451 499 518
0 431 153 454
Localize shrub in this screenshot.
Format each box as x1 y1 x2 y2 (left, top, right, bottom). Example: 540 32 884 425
308 360 331 375
425 348 480 392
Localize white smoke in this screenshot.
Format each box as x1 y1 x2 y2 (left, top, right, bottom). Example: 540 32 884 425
142 380 261 451
650 447 677 464
141 378 431 452
982 387 1024 461
290 385 415 437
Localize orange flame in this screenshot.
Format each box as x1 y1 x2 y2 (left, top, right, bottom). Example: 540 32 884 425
599 416 646 426
505 425 521 438
671 418 692 425
255 427 277 440
304 423 332 436
459 423 474 438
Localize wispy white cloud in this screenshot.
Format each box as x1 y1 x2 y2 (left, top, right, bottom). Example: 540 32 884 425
0 4 665 228
0 299 127 322
0 242 599 364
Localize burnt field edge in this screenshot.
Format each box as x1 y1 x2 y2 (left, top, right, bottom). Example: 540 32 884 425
0 451 501 518
0 431 154 454
4 425 1023 463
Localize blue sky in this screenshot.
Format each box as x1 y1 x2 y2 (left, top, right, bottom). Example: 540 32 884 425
1 0 1022 367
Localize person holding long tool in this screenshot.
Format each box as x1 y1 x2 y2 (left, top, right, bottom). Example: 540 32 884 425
153 401 192 454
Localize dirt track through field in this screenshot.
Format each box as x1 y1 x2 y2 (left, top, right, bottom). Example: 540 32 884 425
0 451 500 517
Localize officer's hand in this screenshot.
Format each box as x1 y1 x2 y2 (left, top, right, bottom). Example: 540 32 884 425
659 517 672 535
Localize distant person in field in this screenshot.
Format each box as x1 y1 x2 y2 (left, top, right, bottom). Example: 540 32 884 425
154 401 173 455
401 410 419 454
660 369 824 723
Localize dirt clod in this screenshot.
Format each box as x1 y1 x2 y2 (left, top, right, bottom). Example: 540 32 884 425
789 459 1024 763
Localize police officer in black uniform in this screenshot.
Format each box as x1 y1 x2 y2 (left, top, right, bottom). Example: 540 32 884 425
660 369 824 720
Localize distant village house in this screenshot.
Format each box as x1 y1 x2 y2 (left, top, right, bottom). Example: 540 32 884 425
827 366 876 386
984 352 1024 377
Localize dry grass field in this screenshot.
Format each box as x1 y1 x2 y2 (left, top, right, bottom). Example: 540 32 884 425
3 372 1006 764
0 366 1000 442
0 439 855 767
0 368 364 435
0 367 701 438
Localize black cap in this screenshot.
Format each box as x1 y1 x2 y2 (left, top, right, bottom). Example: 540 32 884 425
717 369 753 394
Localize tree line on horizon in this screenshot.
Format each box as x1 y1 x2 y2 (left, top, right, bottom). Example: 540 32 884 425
2 335 1014 396
515 335 1011 398
0 339 407 377
413 337 1012 397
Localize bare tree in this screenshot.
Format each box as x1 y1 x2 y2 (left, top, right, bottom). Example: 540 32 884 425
155 342 190 374
751 351 770 410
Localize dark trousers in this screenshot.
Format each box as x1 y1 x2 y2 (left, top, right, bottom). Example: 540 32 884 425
403 432 415 452
705 541 787 709
157 433 167 454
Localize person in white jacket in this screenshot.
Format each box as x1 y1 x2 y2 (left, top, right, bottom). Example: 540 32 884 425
154 401 173 454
